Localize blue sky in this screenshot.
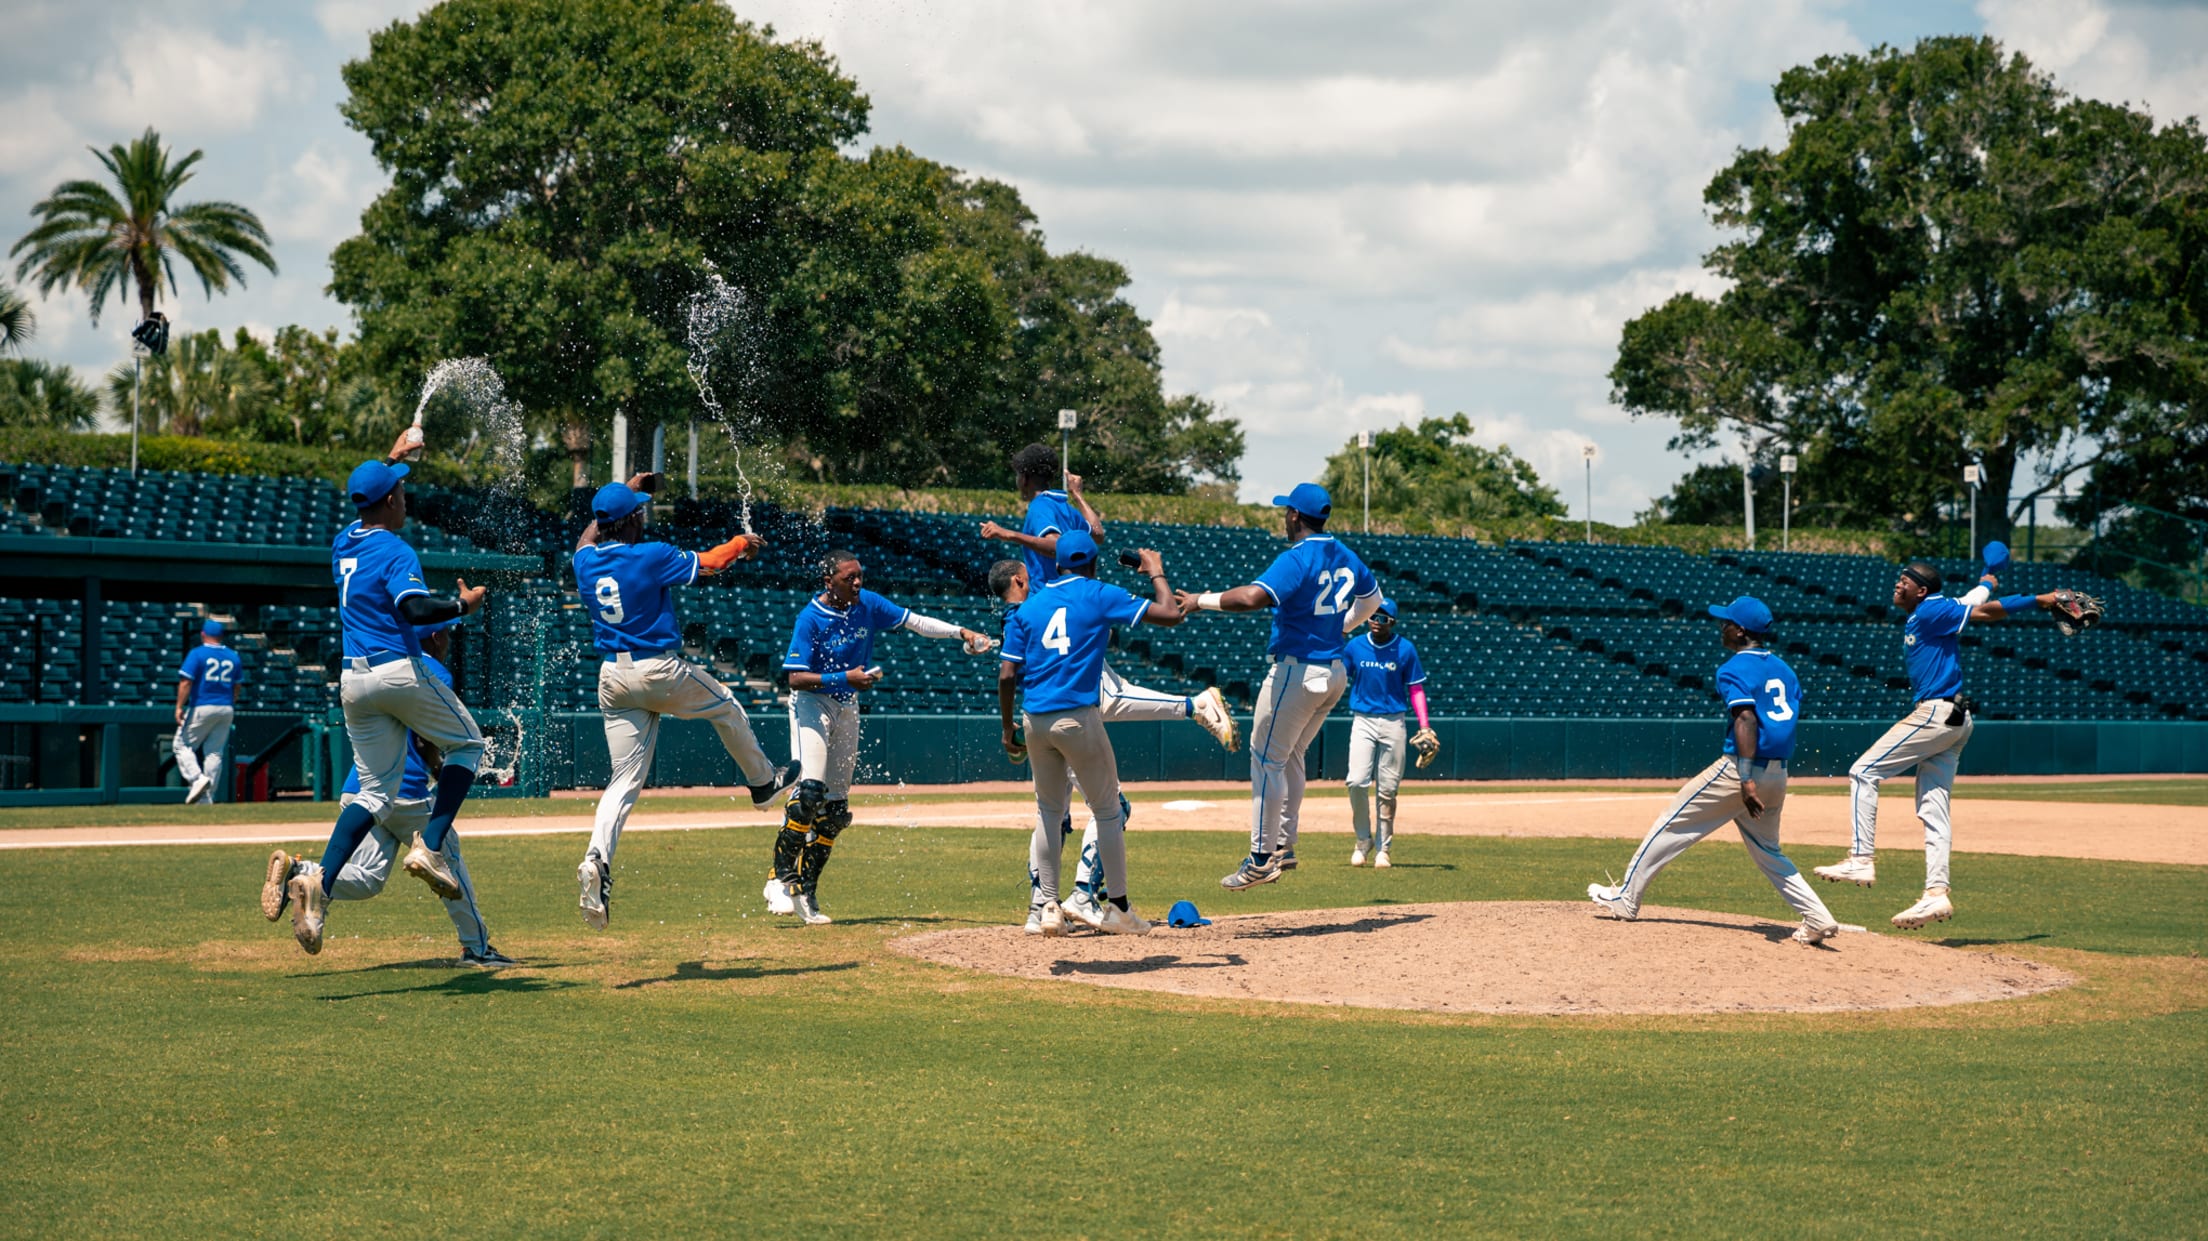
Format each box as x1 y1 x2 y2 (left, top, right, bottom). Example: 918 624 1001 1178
4 0 2202 517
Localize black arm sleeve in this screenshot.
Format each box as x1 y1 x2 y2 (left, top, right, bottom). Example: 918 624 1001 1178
396 593 466 626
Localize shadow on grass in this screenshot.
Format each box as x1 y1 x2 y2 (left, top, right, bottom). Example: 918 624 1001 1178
1364 862 1457 871
305 957 576 976
613 959 861 989
1936 933 2053 948
316 972 584 1001
1242 912 1433 940
793 915 968 928
1049 953 1247 977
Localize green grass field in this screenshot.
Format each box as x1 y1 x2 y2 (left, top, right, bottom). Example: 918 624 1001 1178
1 812 2202 1238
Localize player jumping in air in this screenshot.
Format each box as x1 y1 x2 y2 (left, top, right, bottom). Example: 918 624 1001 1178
1342 599 1440 867
282 435 491 955
172 618 240 804
572 474 801 931
1174 482 1381 891
767 550 995 924
999 531 1186 936
1814 552 2078 929
1587 596 1841 944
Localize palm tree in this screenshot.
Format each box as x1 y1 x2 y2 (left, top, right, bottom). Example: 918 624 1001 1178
0 283 31 353
0 358 99 431
9 127 276 327
104 329 269 438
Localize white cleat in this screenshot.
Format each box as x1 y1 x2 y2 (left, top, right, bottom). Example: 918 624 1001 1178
1100 902 1153 936
763 876 797 916
401 833 464 900
1791 920 1840 946
1061 890 1107 930
260 849 294 921
795 892 832 925
578 853 608 931
1023 905 1045 935
186 775 214 805
287 872 326 954
1040 900 1065 937
1374 850 1391 869
1891 890 1954 930
1193 687 1239 751
1588 882 1637 921
1813 855 1877 887
1350 847 1366 867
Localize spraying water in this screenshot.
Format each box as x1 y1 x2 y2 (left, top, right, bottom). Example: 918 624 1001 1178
685 270 760 533
412 357 527 482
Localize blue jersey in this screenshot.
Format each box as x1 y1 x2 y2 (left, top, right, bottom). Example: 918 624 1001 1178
572 540 699 654
1345 633 1424 715
1716 647 1801 761
342 655 453 800
1001 574 1149 713
178 644 242 707
1902 595 1970 700
1251 534 1380 662
1019 490 1088 586
333 522 430 660
784 590 911 698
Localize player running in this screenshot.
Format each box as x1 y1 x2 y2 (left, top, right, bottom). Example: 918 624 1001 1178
1342 599 1440 867
979 445 1238 749
172 619 240 804
572 475 801 931
260 622 513 966
1173 482 1380 890
767 550 996 924
999 531 1185 936
1587 597 1841 944
280 437 491 956
1813 553 2074 929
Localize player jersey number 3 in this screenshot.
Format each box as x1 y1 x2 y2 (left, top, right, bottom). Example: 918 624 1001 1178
1310 568 1356 616
1041 607 1071 655
1761 678 1795 722
594 576 625 623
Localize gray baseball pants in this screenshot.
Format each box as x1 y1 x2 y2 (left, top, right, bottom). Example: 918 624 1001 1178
1612 756 1836 931
589 653 776 865
1248 655 1346 857
1848 700 1974 890
1025 705 1127 904
340 657 485 825
333 792 490 953
173 704 235 788
789 690 862 798
1346 712 1407 851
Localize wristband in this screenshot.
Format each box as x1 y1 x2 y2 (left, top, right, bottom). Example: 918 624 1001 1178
1198 592 1223 611
1998 593 2036 614
820 671 850 693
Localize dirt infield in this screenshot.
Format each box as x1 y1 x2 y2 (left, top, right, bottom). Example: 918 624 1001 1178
893 900 2077 1015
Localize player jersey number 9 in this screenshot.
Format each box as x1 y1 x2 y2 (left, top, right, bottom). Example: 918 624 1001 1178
1310 568 1355 616
1761 677 1795 722
594 576 625 623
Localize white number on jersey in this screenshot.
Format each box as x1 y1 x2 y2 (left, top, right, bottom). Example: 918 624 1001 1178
594 576 626 624
1309 567 1355 616
204 658 236 684
338 557 360 606
1041 607 1072 655
1762 677 1795 722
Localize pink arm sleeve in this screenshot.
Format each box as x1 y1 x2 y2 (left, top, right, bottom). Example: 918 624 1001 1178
1408 683 1430 731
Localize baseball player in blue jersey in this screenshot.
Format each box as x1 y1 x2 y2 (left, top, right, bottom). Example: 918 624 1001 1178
767 549 995 924
1175 482 1381 890
1589 597 1841 944
1342 599 1440 867
260 623 513 966
172 619 241 804
1814 555 2073 929
999 530 1185 936
572 475 800 930
279 439 491 955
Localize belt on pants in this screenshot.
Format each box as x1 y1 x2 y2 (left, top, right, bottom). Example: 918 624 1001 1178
346 651 411 672
605 649 674 664
1267 654 1340 665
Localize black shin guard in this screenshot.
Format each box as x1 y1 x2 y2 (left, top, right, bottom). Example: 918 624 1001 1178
772 826 808 885
799 801 851 896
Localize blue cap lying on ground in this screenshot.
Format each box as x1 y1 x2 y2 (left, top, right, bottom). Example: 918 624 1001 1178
1167 899 1211 928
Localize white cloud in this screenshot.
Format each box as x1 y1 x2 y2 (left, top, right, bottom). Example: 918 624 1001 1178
1980 0 2208 124
85 25 305 137
263 142 378 248
1383 265 1728 376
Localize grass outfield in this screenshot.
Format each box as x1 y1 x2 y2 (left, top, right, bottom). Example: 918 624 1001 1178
0 826 2201 1237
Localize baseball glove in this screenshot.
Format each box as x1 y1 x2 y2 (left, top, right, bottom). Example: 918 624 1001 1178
1410 727 1441 769
2049 589 2106 637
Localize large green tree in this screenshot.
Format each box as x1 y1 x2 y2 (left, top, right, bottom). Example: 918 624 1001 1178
104 328 268 438
331 0 1233 493
0 358 99 431
1613 37 2208 544
1319 414 1564 526
10 128 275 327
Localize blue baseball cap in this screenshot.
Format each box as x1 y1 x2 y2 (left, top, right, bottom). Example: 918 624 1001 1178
347 460 409 507
1056 529 1098 569
1167 899 1211 928
1375 598 1398 620
1982 540 2010 573
1707 595 1775 635
1272 482 1332 521
201 619 225 638
592 482 646 524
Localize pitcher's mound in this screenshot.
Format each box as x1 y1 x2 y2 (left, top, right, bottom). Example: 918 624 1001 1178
893 900 2073 1015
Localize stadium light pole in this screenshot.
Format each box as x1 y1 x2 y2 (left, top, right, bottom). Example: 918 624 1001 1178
1582 443 1596 542
1964 462 1981 555
1740 438 1757 552
1058 408 1078 480
686 419 699 498
1360 428 1374 533
1780 451 1797 552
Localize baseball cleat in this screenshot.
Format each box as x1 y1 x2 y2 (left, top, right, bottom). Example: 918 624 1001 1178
402 833 465 900
1587 882 1637 921
794 892 832 925
1193 687 1239 751
1350 847 1367 867
1099 902 1153 936
1220 855 1281 891
1062 890 1106 930
1813 855 1877 887
1374 849 1391 869
750 760 802 809
763 876 797 916
287 873 326 954
578 852 609 930
186 775 214 805
1023 905 1045 935
260 849 294 920
1277 849 1298 871
461 945 517 968
1040 900 1065 937
1890 890 1954 930
1790 920 1840 946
